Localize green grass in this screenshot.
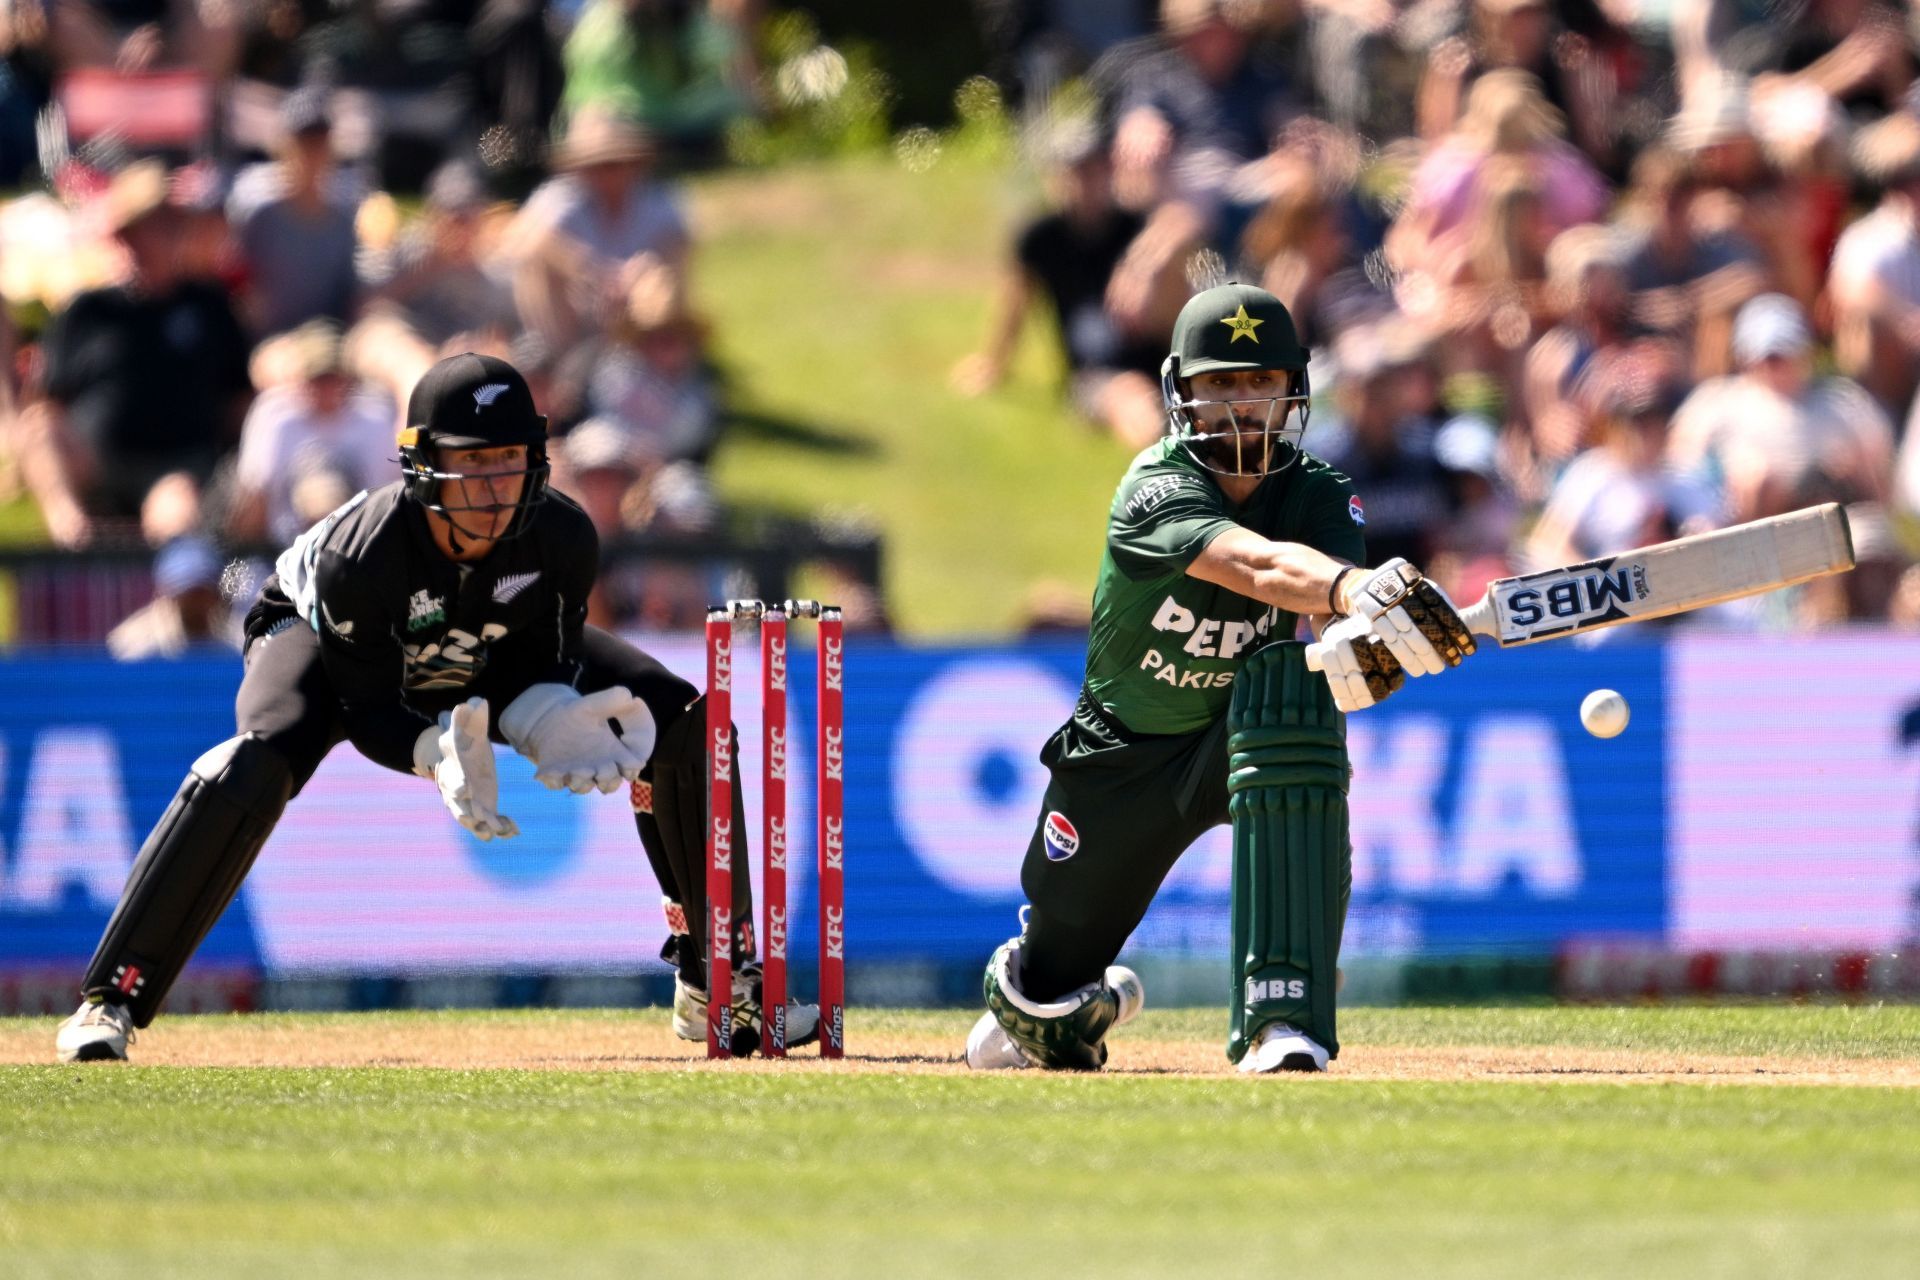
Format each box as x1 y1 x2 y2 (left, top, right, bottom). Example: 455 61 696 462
3 1006 1918 1279
693 154 1135 637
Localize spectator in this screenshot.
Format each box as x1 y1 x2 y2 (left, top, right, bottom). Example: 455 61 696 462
1386 70 1607 296
106 535 241 660
1094 0 1299 211
1829 110 1920 419
1668 0 1912 112
1237 154 1391 347
1668 292 1895 522
1748 79 1852 311
569 258 718 471
506 105 689 350
1674 74 1832 331
1418 159 1556 386
1426 410 1521 595
0 0 53 187
1417 0 1618 169
1303 0 1426 143
561 0 757 162
227 320 396 546
1314 320 1462 569
12 161 253 548
227 87 362 339
470 0 569 187
1522 223 1649 472
1610 145 1765 380
1526 357 1716 571
950 123 1165 448
353 159 520 402
48 0 233 74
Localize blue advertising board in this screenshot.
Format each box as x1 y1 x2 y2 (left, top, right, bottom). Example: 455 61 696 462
0 633 1913 986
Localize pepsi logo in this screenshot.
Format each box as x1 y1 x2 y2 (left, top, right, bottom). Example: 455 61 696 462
1042 811 1080 861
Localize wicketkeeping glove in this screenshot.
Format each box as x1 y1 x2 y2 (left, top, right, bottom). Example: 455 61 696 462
498 683 654 795
1337 559 1476 676
413 697 519 841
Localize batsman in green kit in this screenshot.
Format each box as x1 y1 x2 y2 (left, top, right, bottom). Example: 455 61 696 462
966 283 1478 1073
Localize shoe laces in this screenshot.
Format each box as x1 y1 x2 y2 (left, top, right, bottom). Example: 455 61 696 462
79 1002 135 1042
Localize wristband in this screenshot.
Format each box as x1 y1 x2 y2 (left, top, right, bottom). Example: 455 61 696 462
1328 566 1357 617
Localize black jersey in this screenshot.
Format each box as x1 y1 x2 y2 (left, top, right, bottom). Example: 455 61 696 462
254 481 599 774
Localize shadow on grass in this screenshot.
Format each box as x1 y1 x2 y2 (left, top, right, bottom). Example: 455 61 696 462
723 408 877 457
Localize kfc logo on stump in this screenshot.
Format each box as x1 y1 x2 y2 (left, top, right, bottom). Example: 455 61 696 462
1043 811 1080 861
824 635 844 691
824 725 844 782
824 904 845 961
768 904 788 961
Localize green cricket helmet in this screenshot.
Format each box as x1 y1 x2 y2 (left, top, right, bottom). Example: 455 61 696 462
1161 282 1312 477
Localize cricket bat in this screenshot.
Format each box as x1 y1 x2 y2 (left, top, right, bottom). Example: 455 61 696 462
1454 503 1854 648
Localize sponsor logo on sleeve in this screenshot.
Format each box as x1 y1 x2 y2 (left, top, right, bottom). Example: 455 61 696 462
1123 475 1190 518
1042 811 1081 861
1348 496 1366 527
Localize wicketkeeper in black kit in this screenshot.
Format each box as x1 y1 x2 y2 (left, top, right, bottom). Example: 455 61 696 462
56 352 815 1062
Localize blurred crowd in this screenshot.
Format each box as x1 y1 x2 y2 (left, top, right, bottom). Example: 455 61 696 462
5 0 1919 650
961 0 1920 629
0 0 765 645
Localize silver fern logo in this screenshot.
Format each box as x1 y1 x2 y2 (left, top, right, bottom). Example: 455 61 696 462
473 383 510 409
491 571 540 603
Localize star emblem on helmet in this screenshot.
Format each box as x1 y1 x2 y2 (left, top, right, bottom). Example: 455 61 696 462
1221 304 1263 344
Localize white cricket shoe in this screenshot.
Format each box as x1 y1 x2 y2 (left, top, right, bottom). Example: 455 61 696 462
964 964 1145 1070
964 1011 1033 1070
674 963 820 1054
55 1000 135 1063
1238 1021 1329 1074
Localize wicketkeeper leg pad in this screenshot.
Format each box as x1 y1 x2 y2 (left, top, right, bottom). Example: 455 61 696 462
982 935 1122 1071
81 734 293 1026
648 697 755 976
1226 643 1352 1065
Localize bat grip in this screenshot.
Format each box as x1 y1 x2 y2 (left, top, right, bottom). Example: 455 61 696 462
1455 594 1496 638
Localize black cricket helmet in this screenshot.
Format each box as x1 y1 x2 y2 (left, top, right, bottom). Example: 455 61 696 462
1161 282 1312 476
399 352 551 539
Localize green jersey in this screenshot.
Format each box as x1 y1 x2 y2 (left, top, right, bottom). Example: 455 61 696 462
1083 439 1365 734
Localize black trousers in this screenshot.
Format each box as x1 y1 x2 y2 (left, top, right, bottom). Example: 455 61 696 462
1015 692 1233 1002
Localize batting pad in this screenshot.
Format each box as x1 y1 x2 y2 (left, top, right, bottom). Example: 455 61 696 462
1226 643 1351 1064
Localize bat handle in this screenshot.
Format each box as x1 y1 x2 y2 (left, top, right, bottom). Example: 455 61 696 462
1455 593 1497 638
1304 590 1497 674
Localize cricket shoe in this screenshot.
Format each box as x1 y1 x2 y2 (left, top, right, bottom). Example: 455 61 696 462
1238 1022 1329 1074
55 999 135 1063
965 964 1144 1070
673 962 820 1055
